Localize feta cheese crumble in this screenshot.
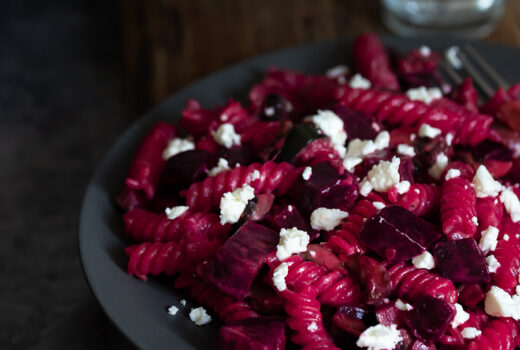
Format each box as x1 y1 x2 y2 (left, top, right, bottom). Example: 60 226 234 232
276 227 310 261
219 184 255 224
307 322 319 332
500 189 520 223
356 324 402 350
165 206 189 220
343 157 363 172
395 181 411 195
428 153 448 180
308 110 347 157
250 169 261 181
373 201 386 210
310 207 349 231
365 156 401 193
406 86 443 104
418 123 442 139
273 262 289 291
486 255 501 273
445 169 461 181
162 138 195 160
461 327 482 339
446 133 454 146
504 234 510 241
473 165 502 198
211 123 241 148
180 299 186 306
349 73 371 89
452 303 470 328
302 166 312 181
479 226 499 254
446 46 462 69
189 307 212 325
167 305 179 315
485 286 520 320
345 131 389 162
419 45 431 57
208 158 232 176
471 216 478 226
326 65 349 78
412 251 436 270
395 299 413 311
397 144 415 157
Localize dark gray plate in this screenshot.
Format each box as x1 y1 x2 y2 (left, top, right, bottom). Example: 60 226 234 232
79 37 520 350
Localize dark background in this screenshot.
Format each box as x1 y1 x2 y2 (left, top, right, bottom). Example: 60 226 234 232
1 0 519 349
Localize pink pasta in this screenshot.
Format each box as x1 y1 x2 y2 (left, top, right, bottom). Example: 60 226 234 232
125 242 182 280
388 183 439 217
493 235 520 294
183 161 300 212
476 196 503 233
388 263 457 304
467 318 519 350
440 177 478 240
124 122 177 199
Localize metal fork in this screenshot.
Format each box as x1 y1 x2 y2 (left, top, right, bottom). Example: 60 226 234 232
439 44 510 99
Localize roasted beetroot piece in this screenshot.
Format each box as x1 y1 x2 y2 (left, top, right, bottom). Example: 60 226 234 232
275 123 324 163
397 47 442 90
376 303 404 328
267 204 312 232
117 187 149 210
242 194 275 222
214 145 257 168
333 104 380 140
258 94 290 121
305 244 348 274
506 158 520 183
332 306 371 336
219 316 286 350
433 239 490 284
359 206 442 263
405 295 455 345
289 162 358 217
247 282 284 315
452 77 478 113
497 100 520 133
353 34 400 91
457 284 485 308
160 150 211 190
203 222 278 300
343 255 391 304
472 140 512 163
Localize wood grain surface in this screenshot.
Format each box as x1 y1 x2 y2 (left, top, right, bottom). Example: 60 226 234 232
118 0 520 116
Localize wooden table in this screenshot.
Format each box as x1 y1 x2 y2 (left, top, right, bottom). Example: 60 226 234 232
119 0 520 116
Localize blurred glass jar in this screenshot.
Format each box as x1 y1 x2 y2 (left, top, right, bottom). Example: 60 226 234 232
381 0 505 38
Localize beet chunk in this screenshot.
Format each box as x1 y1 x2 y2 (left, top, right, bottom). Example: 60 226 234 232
161 150 210 190
214 145 257 168
333 104 380 140
359 206 442 263
433 238 490 284
219 316 286 350
289 162 358 217
405 296 455 345
332 306 371 336
203 222 278 300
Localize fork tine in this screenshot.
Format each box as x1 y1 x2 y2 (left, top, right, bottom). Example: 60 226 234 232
456 49 495 98
463 44 510 89
439 61 464 86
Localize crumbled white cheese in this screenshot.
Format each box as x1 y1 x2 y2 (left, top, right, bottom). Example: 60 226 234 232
162 138 195 160
419 45 431 57
307 110 347 157
471 216 478 226
500 189 520 223
397 144 415 157
406 86 443 104
208 158 232 176
445 168 461 181
428 153 448 180
473 165 502 198
264 106 275 117
373 202 386 210
504 234 510 241
485 286 520 320
364 156 401 193
211 123 241 148
276 227 310 261
479 226 499 254
189 307 212 325
302 166 312 181
395 299 413 311
446 133 454 146
180 299 186 306
343 157 362 173
418 123 442 139
219 184 255 224
310 207 349 231
446 46 462 69
486 255 501 273
412 251 436 270
395 181 411 195
167 305 179 315
326 65 349 78
346 131 389 160
452 303 470 328
250 169 261 181
356 324 402 350
461 327 482 339
273 262 289 291
360 179 374 196
307 321 319 332
349 73 371 89
165 206 189 220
